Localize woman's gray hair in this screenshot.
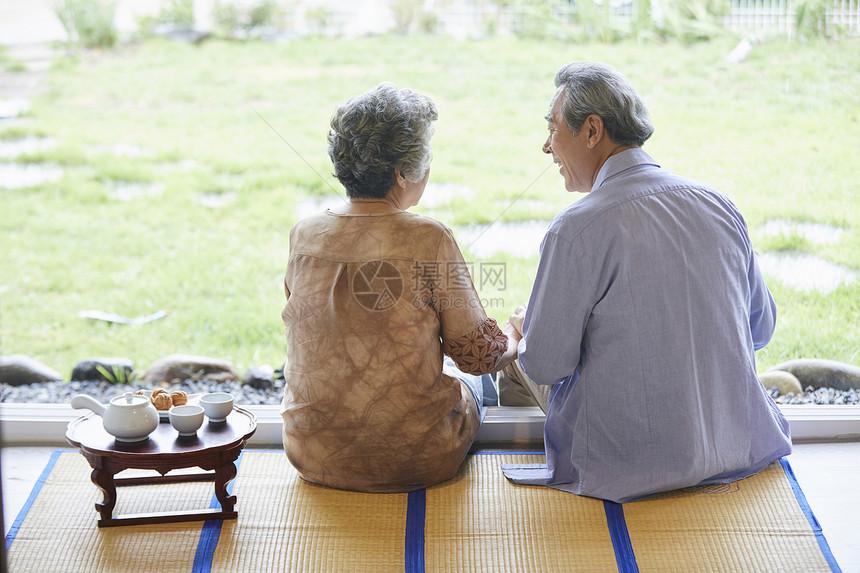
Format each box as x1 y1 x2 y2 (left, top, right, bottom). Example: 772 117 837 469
554 62 654 147
328 82 437 199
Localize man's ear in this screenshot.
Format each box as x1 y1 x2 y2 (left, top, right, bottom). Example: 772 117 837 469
585 114 604 149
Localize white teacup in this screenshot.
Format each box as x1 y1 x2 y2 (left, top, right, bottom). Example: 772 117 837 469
169 404 205 436
200 392 234 422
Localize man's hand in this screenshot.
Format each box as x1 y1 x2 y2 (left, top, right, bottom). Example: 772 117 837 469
502 321 522 343
495 310 525 372
507 304 527 337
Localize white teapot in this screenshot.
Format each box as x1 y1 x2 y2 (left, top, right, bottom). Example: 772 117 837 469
71 392 160 442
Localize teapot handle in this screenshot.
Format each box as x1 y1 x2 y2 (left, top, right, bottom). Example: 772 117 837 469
70 394 106 417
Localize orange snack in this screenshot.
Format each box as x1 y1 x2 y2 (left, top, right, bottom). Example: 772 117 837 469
170 390 188 406
151 392 173 410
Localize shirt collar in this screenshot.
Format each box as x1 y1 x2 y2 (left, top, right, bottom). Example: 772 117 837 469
592 148 660 192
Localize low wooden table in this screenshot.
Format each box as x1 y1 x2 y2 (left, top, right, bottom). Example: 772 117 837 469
66 406 256 527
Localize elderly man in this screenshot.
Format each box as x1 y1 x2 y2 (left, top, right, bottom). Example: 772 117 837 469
499 62 792 503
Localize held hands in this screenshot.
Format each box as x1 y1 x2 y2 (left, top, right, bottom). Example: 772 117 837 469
494 304 527 371
505 304 527 338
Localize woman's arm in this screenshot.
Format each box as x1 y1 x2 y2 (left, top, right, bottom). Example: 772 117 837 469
491 321 522 373
433 228 524 374
442 312 523 375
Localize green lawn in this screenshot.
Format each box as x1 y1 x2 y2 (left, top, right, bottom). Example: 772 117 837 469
1 35 859 380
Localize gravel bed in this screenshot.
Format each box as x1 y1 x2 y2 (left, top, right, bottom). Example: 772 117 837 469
0 379 285 406
769 386 859 405
1 381 857 406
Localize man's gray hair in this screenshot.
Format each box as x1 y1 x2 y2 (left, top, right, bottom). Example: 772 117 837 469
554 62 654 147
328 82 437 199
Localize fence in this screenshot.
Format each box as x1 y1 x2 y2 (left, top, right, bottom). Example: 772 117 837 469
724 0 860 37
201 0 860 39
725 0 796 36
422 0 860 39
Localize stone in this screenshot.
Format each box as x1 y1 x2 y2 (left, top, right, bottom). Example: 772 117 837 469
767 359 860 392
725 38 753 64
151 24 212 44
758 370 802 396
243 364 275 390
0 163 64 189
71 358 135 383
0 98 30 119
0 355 62 386
141 354 239 386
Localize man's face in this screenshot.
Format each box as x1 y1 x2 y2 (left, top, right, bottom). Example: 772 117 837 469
542 87 591 194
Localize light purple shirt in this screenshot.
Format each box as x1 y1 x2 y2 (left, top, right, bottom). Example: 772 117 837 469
502 148 791 503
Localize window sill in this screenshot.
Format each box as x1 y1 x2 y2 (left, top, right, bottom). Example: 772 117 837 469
2 403 858 447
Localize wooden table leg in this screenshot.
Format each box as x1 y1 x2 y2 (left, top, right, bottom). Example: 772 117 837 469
90 465 118 522
213 460 238 512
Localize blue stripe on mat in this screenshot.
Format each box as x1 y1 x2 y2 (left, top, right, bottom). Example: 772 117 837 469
603 501 639 573
474 451 640 573
191 451 244 573
403 452 546 572
405 489 426 573
5 449 64 551
779 458 842 573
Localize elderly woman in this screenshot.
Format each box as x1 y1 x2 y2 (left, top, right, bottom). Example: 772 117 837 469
281 83 521 492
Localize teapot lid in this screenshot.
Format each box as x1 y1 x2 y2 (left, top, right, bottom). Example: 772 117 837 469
109 392 150 407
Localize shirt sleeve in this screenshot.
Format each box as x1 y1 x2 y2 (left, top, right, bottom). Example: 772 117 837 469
519 231 592 386
442 317 508 375
747 251 776 350
731 205 777 351
430 228 509 374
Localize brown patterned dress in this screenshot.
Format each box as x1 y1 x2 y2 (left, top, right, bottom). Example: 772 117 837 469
281 210 508 492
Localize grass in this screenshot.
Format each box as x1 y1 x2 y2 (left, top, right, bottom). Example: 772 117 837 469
1 35 859 380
